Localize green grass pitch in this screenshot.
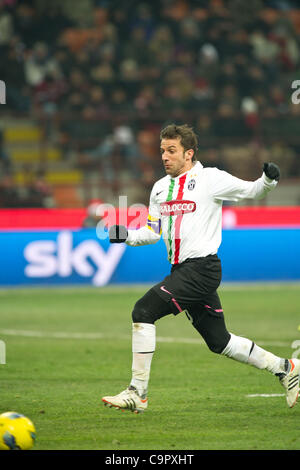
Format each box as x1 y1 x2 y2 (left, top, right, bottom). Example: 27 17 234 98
0 283 299 450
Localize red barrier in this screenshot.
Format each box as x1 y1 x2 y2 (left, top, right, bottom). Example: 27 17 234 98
0 206 299 230
0 208 87 230
222 206 300 228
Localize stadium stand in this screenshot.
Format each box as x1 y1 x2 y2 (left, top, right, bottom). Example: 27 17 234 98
0 0 300 207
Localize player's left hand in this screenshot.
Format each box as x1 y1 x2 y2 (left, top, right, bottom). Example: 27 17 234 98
109 225 128 243
263 162 280 181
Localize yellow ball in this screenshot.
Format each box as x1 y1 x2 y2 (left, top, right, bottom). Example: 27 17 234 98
0 412 36 450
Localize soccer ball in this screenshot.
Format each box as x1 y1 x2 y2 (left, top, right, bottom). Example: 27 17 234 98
0 412 36 450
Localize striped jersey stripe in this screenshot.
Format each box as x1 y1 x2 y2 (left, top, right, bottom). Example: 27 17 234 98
173 174 187 264
166 178 175 262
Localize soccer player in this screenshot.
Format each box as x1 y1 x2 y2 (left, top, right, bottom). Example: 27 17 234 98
102 124 300 413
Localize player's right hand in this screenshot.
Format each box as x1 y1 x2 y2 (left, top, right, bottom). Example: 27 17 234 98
109 225 128 243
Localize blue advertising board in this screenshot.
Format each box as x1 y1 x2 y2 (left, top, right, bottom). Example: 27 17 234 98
0 228 298 286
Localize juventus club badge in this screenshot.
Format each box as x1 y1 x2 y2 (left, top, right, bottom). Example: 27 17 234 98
188 179 196 190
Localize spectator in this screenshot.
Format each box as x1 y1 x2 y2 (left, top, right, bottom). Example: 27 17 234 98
134 85 161 113
195 115 216 150
54 47 75 78
68 68 89 95
0 175 21 208
109 88 131 112
24 42 62 87
119 58 141 98
0 130 11 171
33 71 68 114
12 3 40 47
122 26 151 65
78 125 141 184
129 2 156 40
249 29 280 62
0 44 30 111
86 85 109 117
148 24 174 61
0 2 14 47
214 104 249 139
90 61 115 90
24 170 54 208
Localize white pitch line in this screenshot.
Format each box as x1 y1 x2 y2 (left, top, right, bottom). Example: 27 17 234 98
0 281 298 295
0 329 292 348
0 328 204 345
0 329 126 340
0 329 109 339
246 394 285 398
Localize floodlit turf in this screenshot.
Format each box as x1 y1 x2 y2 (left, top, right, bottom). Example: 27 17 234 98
0 283 299 450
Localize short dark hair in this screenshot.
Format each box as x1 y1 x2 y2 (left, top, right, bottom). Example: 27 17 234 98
160 124 198 161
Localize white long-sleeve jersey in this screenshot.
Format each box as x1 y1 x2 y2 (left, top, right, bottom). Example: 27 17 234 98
126 162 277 265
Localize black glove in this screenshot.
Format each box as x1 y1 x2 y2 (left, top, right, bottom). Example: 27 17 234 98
108 224 128 243
263 162 280 181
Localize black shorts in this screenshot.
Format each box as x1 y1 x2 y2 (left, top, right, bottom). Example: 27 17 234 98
153 254 223 315
133 255 230 353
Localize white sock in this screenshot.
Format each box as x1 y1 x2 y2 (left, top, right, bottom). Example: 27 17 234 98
221 333 286 375
130 322 156 396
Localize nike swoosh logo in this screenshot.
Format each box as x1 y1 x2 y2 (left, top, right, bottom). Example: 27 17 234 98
160 286 183 313
156 190 163 196
160 285 171 295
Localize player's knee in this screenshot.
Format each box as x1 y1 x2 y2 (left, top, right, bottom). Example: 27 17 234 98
132 298 155 324
206 335 230 355
207 342 226 354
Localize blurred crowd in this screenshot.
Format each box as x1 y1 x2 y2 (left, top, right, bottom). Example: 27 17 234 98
1 0 300 207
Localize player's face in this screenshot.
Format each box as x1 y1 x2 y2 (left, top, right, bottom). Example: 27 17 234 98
160 138 194 177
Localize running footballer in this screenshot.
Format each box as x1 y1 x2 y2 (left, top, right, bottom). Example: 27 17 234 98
102 124 300 413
